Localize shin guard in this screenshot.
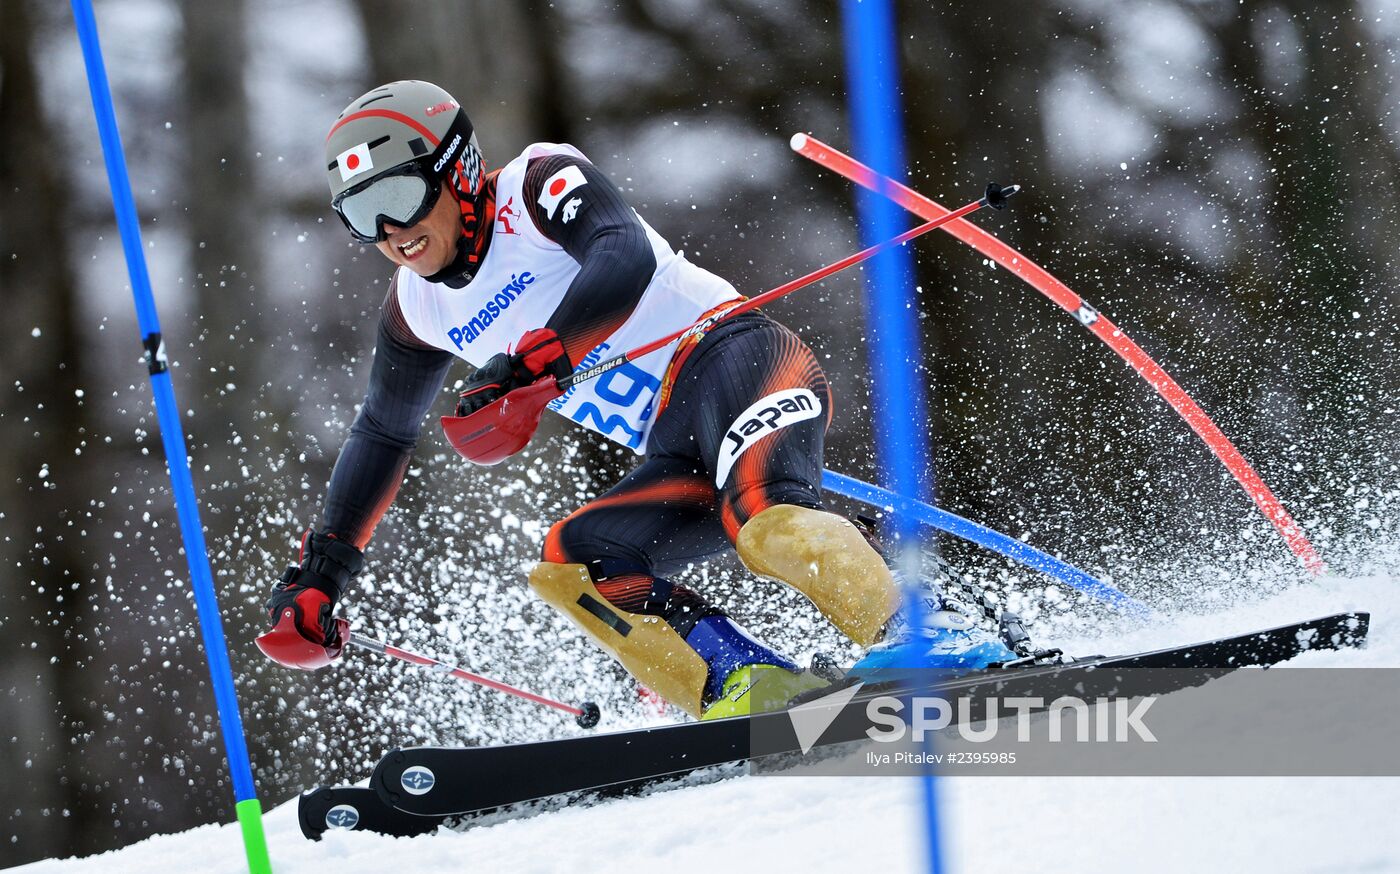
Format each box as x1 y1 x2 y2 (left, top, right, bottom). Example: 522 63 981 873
528 562 710 717
736 504 899 647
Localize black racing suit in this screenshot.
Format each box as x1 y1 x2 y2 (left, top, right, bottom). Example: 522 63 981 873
320 153 831 640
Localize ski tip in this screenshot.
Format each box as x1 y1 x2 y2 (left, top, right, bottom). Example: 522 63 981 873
576 701 602 729
789 132 809 152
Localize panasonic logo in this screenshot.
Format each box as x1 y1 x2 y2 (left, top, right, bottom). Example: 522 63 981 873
447 272 538 349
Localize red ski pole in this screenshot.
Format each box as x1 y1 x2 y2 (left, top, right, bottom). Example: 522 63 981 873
347 632 602 728
443 181 1019 465
257 610 601 727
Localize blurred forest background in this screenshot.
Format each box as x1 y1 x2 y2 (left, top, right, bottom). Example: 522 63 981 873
2 0 1398 865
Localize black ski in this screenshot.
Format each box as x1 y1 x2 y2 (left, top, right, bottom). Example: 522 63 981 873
366 611 1368 822
298 786 447 840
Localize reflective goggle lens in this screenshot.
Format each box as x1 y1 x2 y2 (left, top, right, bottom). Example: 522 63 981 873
336 173 432 241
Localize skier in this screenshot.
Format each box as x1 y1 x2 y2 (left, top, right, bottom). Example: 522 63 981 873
262 80 1013 719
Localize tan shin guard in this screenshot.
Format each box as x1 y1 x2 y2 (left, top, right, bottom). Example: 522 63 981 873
736 504 900 647
528 562 710 717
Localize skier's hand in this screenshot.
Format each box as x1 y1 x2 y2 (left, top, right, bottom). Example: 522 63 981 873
264 530 365 648
511 327 571 382
456 352 518 416
455 329 571 417
266 580 342 647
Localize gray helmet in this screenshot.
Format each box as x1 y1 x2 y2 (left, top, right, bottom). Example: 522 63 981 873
325 80 485 243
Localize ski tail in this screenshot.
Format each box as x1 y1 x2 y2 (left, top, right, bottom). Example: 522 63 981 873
298 786 445 841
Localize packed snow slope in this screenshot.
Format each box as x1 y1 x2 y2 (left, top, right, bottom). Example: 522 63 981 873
15 570 1398 874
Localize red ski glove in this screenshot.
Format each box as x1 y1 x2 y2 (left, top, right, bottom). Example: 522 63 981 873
455 353 517 417
454 328 571 418
267 582 340 647
259 530 364 669
513 327 571 381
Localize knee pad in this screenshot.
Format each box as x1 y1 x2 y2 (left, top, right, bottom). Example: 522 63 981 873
735 504 899 647
528 562 710 718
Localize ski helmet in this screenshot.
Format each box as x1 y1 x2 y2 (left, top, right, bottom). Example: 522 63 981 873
325 80 485 246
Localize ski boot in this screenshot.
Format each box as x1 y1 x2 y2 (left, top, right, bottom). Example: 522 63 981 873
850 592 1016 676
701 663 830 721
688 614 828 720
530 562 827 719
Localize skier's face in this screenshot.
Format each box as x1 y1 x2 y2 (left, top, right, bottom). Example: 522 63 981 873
375 183 461 275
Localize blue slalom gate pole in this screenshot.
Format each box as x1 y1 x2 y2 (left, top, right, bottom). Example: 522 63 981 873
70 3 273 871
838 2 944 871
822 470 1150 616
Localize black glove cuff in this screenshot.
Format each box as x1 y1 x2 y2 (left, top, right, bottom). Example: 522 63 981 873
298 531 366 599
536 353 572 382
456 353 521 416
276 565 344 602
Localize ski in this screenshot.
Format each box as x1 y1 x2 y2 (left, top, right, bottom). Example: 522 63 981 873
357 611 1366 823
298 786 447 840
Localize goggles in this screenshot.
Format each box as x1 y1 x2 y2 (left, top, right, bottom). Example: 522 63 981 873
330 111 479 244
332 162 443 243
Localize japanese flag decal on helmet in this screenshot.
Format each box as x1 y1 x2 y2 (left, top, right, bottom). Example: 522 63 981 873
715 388 822 488
335 142 374 183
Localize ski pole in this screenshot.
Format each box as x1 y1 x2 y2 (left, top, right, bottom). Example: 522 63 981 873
560 181 1018 393
443 182 1018 464
348 633 602 728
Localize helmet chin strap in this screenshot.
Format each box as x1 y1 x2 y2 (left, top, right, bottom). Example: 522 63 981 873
424 167 495 288
426 236 477 288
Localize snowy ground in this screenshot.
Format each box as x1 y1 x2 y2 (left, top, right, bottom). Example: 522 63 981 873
14 569 1399 874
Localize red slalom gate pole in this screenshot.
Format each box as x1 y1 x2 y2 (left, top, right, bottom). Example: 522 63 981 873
347 633 601 728
790 133 1324 575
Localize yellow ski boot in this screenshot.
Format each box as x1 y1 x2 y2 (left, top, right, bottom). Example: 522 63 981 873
701 663 830 721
